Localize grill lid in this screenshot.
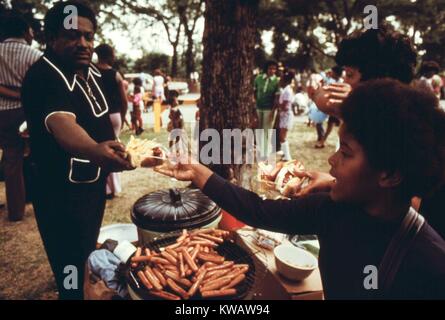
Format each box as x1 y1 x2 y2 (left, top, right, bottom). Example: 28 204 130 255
131 188 221 232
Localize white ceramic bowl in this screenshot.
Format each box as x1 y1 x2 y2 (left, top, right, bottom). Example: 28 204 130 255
274 244 318 281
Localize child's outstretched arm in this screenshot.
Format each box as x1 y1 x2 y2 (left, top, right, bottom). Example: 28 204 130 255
156 161 330 236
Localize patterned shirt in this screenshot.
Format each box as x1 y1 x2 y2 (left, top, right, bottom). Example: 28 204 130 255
0 38 42 110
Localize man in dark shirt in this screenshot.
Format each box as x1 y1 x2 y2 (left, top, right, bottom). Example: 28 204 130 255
157 80 445 299
21 1 132 299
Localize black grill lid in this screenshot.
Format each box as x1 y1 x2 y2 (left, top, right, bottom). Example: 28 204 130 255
131 188 221 232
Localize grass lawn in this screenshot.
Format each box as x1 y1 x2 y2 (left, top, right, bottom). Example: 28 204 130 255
0 116 337 299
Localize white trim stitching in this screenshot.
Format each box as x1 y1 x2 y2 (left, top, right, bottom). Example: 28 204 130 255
89 64 102 77
43 56 109 118
76 79 108 117
43 57 76 91
69 157 101 184
44 111 76 133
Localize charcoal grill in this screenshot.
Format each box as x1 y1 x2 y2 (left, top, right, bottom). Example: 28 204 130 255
125 232 256 300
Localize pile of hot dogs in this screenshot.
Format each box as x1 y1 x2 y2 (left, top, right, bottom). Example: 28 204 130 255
130 229 250 300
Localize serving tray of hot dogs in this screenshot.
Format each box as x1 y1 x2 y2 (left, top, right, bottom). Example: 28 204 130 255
125 229 256 300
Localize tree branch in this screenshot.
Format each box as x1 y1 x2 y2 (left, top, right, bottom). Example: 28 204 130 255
117 0 181 46
307 40 335 59
118 0 170 21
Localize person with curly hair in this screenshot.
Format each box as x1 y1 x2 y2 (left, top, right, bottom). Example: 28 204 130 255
306 26 445 240
157 79 445 299
314 24 417 118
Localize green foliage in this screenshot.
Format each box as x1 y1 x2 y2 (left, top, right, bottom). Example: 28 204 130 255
133 52 171 74
258 0 445 71
6 0 445 72
113 54 131 74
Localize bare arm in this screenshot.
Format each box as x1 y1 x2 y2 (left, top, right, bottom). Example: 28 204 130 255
0 85 20 100
46 113 132 171
116 72 128 124
155 161 329 235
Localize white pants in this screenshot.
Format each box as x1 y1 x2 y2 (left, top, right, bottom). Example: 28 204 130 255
106 112 122 195
154 87 165 101
257 109 274 158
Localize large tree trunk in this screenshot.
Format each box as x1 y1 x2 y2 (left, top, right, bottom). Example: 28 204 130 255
199 0 258 183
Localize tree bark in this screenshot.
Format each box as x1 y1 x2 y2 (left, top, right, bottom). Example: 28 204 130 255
169 21 182 77
185 32 195 77
171 44 179 77
200 0 258 183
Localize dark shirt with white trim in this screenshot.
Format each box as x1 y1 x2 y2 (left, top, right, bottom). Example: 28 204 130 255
203 173 445 299
21 49 115 187
21 49 116 299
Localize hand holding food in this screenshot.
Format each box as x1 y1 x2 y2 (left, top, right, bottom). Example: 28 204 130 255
313 82 352 118
259 160 311 197
125 136 166 168
90 140 134 171
294 171 336 196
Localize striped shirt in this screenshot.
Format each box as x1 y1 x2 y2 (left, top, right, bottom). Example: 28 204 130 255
0 38 42 110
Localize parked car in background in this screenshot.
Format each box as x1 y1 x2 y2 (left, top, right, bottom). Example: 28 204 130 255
167 80 189 96
124 72 153 93
124 72 189 101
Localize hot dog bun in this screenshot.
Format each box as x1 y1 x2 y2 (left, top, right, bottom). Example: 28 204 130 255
125 136 165 168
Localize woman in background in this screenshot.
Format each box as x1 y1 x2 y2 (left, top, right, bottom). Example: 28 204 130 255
152 69 166 104
95 44 128 199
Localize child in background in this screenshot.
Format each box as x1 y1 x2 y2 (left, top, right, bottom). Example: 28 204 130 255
152 69 166 104
276 70 296 160
167 92 184 148
131 85 144 135
306 74 328 148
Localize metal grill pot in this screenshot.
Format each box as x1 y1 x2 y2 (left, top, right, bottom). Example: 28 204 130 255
131 188 222 244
